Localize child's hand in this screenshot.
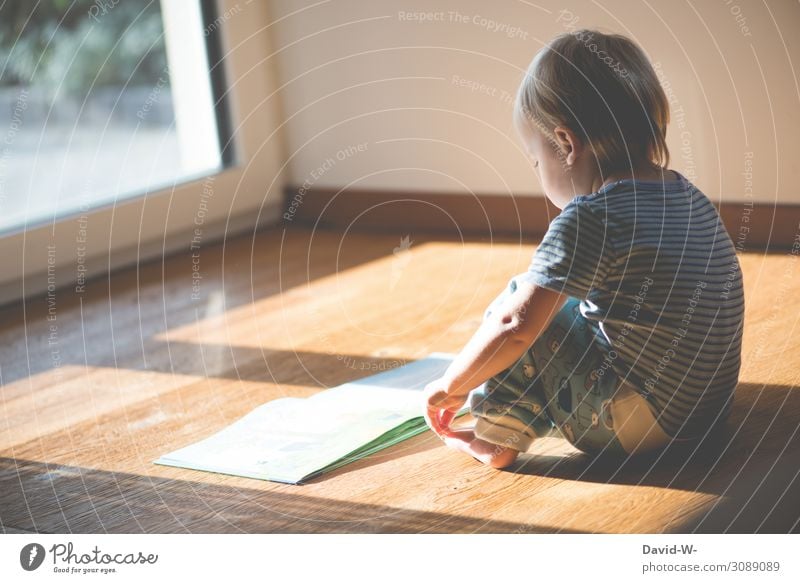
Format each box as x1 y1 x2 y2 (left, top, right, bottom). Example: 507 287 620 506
423 377 467 438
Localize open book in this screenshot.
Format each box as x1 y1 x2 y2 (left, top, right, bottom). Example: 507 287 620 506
154 353 469 484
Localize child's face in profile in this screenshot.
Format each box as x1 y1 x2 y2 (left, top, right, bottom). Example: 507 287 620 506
514 114 576 210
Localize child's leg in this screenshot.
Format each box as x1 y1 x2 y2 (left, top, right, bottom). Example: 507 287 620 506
530 297 631 457
459 290 674 465
466 348 555 455
445 276 557 468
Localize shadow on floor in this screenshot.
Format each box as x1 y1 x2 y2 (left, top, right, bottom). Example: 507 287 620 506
0 457 584 534
83 342 413 386
506 382 800 532
0 226 411 386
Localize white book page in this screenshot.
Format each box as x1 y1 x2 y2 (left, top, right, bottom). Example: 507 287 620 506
155 353 458 483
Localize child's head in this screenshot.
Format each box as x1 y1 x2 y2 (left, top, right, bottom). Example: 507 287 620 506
513 29 670 208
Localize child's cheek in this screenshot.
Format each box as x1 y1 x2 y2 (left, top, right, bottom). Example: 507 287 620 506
539 160 561 197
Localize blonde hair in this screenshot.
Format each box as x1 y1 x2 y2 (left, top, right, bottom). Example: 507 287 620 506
514 29 670 176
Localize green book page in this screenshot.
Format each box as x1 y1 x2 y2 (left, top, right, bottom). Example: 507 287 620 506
304 407 471 482
154 353 464 484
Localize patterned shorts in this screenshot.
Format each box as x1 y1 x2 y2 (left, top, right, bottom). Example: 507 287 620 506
468 275 630 457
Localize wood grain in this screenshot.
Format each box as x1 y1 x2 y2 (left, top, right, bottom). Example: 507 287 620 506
0 225 798 533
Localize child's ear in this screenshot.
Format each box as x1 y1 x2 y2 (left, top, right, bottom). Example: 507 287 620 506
553 126 582 166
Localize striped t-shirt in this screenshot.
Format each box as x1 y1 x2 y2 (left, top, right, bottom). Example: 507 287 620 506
517 171 744 440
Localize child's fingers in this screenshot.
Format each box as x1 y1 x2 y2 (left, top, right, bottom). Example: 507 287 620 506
438 409 456 431
425 405 454 438
423 384 466 437
424 405 446 436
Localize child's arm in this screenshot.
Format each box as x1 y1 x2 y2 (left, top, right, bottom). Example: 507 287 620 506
424 281 567 436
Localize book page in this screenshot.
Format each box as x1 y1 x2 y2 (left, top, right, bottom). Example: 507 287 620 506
154 353 461 483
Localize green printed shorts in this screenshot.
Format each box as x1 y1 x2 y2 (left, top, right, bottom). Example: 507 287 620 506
468 276 629 457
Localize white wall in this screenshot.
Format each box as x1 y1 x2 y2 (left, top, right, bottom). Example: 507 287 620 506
267 0 800 204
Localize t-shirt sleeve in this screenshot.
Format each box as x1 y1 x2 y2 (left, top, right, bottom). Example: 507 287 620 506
516 200 612 298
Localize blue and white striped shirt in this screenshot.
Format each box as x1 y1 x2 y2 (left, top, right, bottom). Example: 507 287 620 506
518 171 745 439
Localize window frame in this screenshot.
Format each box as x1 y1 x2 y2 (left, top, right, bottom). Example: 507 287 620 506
0 0 286 305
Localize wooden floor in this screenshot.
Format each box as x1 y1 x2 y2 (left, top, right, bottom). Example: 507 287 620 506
1 225 798 533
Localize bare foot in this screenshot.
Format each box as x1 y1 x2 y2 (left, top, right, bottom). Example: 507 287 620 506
442 427 520 469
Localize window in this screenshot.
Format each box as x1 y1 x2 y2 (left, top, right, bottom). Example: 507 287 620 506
0 0 231 234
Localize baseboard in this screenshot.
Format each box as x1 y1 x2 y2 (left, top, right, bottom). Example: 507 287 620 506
282 186 800 251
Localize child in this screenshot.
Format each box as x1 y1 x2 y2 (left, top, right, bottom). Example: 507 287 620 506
423 29 744 469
